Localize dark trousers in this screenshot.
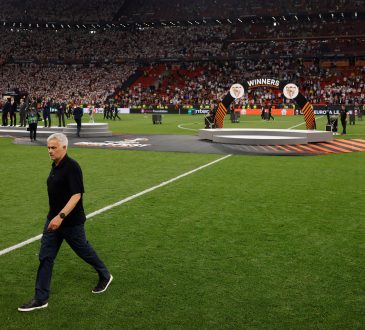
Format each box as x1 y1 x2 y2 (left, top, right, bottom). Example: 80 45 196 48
35 220 109 301
29 123 37 141
2 112 8 126
58 113 65 127
19 112 26 127
74 118 82 136
43 115 51 127
10 112 16 126
341 118 347 134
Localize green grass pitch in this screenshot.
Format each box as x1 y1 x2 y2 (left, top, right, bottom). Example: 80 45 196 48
0 113 364 329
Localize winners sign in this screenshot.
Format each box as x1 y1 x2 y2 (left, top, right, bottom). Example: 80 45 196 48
214 79 316 130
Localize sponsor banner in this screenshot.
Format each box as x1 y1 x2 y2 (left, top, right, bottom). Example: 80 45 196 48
239 108 294 116
192 109 210 114
130 108 168 114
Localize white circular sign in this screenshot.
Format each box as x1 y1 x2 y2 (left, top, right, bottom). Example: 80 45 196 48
230 83 245 99
283 83 299 99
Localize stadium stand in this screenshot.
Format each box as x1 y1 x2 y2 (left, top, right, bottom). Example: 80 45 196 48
0 0 364 109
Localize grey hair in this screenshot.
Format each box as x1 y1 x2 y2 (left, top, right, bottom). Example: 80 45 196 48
47 133 69 147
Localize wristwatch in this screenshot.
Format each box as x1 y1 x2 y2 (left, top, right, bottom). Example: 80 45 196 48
59 212 66 219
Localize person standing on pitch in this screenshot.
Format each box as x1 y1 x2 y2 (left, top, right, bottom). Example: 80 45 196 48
1 98 11 126
339 104 348 134
73 105 83 137
57 103 66 127
26 106 40 142
9 99 17 126
18 133 113 312
19 98 27 127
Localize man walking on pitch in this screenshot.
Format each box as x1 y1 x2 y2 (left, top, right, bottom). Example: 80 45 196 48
18 133 113 312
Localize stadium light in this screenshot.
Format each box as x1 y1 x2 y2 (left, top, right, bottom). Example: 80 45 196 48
355 12 357 18
227 19 232 24
294 15 298 20
187 21 193 25
216 19 222 24
194 21 200 24
237 18 242 23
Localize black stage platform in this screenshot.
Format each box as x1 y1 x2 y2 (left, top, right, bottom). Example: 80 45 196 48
9 134 365 156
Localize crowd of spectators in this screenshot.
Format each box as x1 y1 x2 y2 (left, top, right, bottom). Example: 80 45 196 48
0 25 231 63
1 17 364 64
0 63 136 106
0 4 364 109
0 0 122 22
113 59 365 108
0 0 363 24
119 0 365 22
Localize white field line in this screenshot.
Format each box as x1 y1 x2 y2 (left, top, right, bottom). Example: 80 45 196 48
288 115 324 130
0 154 232 257
177 123 200 131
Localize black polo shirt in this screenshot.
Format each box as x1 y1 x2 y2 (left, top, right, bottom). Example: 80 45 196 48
47 154 86 226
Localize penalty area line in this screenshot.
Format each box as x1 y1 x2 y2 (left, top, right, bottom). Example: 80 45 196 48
0 154 232 257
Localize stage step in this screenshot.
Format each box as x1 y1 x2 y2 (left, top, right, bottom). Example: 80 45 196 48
199 128 333 145
213 134 308 145
0 123 112 138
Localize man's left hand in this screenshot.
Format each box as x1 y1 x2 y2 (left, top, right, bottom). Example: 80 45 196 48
47 216 63 232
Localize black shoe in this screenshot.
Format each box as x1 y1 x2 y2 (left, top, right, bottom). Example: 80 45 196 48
92 274 113 294
18 298 48 312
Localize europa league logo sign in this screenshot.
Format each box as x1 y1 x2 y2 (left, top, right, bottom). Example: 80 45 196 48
283 83 299 99
230 83 245 99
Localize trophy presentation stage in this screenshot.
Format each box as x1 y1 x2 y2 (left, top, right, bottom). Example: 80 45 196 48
198 128 333 145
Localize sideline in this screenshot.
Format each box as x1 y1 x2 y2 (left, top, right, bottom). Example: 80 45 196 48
0 154 232 257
